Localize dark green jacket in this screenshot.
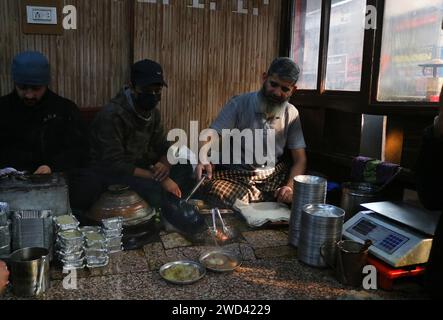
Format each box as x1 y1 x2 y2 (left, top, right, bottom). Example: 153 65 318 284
89 88 171 175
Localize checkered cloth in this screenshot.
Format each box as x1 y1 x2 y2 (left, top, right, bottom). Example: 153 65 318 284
202 162 290 208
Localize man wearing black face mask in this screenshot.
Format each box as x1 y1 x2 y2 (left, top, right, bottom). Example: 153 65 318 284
75 59 191 211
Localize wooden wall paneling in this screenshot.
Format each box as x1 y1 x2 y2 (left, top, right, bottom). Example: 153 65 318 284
0 0 131 109
134 0 283 132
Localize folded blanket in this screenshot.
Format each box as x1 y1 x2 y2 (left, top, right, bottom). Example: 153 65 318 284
234 200 291 227
350 157 400 185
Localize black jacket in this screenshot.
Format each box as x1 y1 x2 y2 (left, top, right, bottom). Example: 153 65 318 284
416 125 443 299
0 89 89 173
89 88 171 176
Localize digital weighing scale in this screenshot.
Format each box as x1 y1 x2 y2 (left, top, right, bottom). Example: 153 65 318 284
343 201 441 268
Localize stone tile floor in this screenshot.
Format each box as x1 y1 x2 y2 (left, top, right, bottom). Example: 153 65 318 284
0 212 430 300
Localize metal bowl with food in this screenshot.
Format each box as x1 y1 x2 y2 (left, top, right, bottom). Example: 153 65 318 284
159 261 206 285
199 249 242 273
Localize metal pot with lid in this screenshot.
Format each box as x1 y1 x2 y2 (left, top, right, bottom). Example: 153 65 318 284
89 185 155 227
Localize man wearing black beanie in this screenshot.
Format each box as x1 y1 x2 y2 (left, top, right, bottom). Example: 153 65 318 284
0 51 89 175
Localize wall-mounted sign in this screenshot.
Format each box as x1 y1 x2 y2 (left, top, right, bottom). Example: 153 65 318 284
138 0 271 16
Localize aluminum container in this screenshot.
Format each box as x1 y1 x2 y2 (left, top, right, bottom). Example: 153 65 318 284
57 250 84 262
86 256 109 269
107 236 123 248
55 242 84 254
80 226 102 234
58 229 84 247
54 215 80 231
85 248 108 259
61 258 85 270
102 228 123 238
108 245 123 254
102 217 124 230
84 231 107 249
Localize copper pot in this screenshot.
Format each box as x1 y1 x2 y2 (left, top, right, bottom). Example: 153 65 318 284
89 185 155 227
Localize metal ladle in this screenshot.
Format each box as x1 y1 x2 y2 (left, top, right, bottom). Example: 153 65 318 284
182 175 208 204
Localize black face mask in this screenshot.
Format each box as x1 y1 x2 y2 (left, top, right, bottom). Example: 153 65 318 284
134 92 160 112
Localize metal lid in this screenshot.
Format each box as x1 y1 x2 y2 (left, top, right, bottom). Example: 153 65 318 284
303 204 345 218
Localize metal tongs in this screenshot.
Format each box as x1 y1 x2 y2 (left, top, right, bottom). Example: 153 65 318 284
210 208 235 242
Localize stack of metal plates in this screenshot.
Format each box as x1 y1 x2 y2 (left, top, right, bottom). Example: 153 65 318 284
288 176 327 247
298 204 345 267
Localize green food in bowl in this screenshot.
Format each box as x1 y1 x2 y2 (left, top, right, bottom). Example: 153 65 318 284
163 264 200 282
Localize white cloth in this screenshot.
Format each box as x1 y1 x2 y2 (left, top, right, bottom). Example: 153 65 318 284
234 200 291 227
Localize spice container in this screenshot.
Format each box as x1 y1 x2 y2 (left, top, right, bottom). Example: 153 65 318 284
54 215 80 231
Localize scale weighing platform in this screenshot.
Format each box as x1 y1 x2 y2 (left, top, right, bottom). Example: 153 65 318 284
343 201 441 268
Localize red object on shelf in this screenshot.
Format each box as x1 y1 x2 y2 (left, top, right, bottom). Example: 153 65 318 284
367 256 426 291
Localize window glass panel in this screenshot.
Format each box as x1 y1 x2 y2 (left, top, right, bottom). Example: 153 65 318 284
290 0 322 89
325 0 367 91
378 0 443 102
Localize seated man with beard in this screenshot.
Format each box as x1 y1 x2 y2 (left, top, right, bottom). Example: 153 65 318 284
196 57 307 208
0 51 89 175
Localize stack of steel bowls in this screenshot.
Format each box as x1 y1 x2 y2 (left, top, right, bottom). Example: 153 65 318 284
288 176 327 247
0 203 10 256
298 204 345 268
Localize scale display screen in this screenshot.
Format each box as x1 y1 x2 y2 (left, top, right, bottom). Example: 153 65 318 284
348 218 410 255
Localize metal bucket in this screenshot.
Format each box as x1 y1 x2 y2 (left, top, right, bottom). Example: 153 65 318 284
341 183 379 221
7 247 50 297
321 240 371 287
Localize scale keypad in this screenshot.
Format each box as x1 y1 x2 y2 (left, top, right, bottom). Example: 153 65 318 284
348 218 410 255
